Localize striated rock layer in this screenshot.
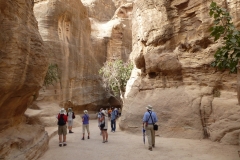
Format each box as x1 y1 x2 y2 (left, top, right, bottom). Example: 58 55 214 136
33 0 108 111
0 0 48 159
120 0 240 145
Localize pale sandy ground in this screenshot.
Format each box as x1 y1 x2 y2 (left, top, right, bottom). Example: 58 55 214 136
39 119 240 160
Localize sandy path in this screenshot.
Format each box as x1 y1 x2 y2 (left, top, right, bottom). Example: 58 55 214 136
39 119 239 160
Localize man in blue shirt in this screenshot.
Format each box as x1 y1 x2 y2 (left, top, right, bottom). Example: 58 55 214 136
111 108 118 132
142 105 158 151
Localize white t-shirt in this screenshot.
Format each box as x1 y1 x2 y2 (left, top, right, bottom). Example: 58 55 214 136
102 115 108 130
67 112 73 121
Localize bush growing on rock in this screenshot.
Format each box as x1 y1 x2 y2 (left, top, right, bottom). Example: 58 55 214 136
209 1 240 73
99 59 133 104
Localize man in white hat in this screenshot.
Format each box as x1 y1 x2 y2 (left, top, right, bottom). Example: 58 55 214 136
142 105 158 151
57 108 68 147
67 108 75 133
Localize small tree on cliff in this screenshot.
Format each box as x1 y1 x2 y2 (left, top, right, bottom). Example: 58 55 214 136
99 59 133 105
43 63 61 87
209 1 240 73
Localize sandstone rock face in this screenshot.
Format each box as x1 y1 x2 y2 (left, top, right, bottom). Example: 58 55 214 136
120 0 240 145
84 1 133 62
34 0 107 110
0 0 48 159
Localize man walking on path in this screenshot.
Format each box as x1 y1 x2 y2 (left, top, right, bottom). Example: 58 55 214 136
142 105 158 151
111 108 118 132
82 110 90 140
57 108 68 147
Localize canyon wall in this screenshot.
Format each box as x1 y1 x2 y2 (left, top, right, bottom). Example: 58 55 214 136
1 0 240 159
33 0 107 113
0 0 48 159
30 0 133 127
120 0 240 145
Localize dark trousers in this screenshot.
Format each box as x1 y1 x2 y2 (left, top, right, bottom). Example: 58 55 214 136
111 119 116 131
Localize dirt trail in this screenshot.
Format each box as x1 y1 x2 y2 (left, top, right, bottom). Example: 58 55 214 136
39 119 239 160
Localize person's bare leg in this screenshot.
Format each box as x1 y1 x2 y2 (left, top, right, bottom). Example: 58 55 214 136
63 135 67 146
102 130 105 142
59 135 62 143
88 132 90 139
59 135 63 147
106 131 108 142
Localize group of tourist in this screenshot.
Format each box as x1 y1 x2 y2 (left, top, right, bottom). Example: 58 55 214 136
56 106 120 146
56 104 158 151
56 108 76 147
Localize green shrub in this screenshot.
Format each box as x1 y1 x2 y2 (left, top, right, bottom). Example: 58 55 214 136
44 63 60 87
209 1 240 73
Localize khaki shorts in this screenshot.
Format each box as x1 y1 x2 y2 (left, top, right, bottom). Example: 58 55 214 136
82 124 90 134
58 125 67 135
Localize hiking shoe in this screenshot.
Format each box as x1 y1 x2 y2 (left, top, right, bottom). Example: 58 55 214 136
88 136 90 139
81 137 84 140
148 147 152 151
59 143 62 147
152 144 155 148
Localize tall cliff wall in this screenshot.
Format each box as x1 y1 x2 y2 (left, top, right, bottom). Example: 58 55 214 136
120 0 240 145
33 0 107 110
30 0 133 128
0 0 48 159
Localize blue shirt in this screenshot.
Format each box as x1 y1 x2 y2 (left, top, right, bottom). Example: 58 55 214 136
111 110 118 120
143 111 158 124
82 114 89 124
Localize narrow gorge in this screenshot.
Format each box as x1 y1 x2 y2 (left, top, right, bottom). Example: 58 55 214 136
0 0 240 159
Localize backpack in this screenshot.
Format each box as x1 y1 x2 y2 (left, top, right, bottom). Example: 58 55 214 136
72 112 75 119
58 114 66 126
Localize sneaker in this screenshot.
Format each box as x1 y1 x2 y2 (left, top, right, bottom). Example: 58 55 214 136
102 141 105 143
63 143 67 146
148 147 152 151
88 136 90 139
81 137 84 140
69 130 74 133
105 140 108 143
59 143 62 147
152 144 155 148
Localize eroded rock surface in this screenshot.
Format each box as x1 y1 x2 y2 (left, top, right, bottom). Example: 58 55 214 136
0 0 48 159
120 0 240 145
33 0 107 110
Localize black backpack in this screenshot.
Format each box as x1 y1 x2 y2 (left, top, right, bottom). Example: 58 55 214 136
58 114 66 126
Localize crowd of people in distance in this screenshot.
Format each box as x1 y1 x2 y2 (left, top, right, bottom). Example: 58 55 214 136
56 107 122 146
56 105 158 151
